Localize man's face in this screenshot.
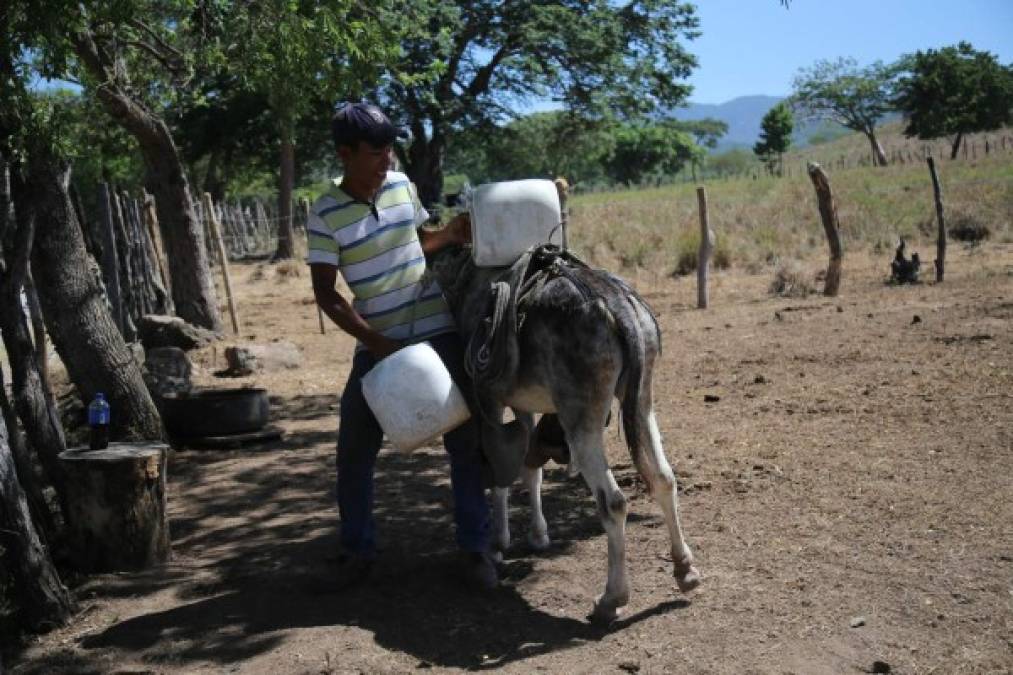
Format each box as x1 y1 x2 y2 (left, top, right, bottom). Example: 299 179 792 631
339 141 394 197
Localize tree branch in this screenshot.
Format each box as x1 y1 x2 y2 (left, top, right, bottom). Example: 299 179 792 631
127 18 184 61
463 42 513 101
124 39 184 75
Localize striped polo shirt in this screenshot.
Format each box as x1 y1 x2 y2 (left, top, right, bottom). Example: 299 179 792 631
306 171 456 346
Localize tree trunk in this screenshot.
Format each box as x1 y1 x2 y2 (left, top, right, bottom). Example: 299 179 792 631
202 147 227 202
23 156 163 441
405 124 446 208
949 133 963 160
865 130 888 167
70 31 222 332
0 358 59 546
0 392 75 633
274 127 296 259
138 130 221 331
1 173 69 508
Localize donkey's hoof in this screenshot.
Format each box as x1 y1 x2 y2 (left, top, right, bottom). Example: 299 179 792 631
489 548 505 565
675 565 701 593
588 599 620 625
527 531 551 551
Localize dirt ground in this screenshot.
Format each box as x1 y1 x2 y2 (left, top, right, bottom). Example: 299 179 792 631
8 243 1013 674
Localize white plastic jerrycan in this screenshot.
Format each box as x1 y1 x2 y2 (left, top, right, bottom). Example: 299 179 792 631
470 179 562 267
361 342 471 452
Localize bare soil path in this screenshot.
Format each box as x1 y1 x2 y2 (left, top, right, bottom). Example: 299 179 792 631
9 245 1013 674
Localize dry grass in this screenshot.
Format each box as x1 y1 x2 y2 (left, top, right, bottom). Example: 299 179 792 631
274 259 302 278
769 259 817 297
567 124 1013 276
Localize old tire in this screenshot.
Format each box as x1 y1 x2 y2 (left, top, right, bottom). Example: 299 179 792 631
160 388 269 439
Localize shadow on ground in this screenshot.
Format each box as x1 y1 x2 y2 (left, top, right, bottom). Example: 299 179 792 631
11 392 683 672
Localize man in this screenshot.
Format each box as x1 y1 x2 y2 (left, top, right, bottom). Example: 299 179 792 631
307 102 497 590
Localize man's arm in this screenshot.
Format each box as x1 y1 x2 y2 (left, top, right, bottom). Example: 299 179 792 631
310 264 400 360
419 212 471 255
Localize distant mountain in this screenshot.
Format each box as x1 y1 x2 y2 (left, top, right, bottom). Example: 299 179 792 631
668 95 851 152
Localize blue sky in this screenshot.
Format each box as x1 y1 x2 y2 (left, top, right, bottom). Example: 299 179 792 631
686 0 1013 103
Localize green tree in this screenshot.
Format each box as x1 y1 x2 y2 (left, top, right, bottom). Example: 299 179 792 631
791 57 901 166
604 121 701 185
894 42 1013 159
43 1 226 330
753 102 793 175
445 111 614 186
221 1 394 259
704 148 759 178
381 0 701 204
672 117 727 179
674 118 729 149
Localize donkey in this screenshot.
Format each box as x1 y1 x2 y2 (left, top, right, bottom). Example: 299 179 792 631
426 244 700 623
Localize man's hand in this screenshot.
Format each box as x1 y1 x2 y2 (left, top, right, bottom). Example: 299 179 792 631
420 212 471 254
445 212 472 246
365 335 402 361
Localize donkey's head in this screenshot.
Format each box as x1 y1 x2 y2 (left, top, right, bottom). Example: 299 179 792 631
425 245 474 309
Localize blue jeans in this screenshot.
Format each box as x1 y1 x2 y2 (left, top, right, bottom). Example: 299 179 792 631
336 332 490 557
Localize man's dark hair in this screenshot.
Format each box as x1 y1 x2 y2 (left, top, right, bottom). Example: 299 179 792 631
331 102 398 150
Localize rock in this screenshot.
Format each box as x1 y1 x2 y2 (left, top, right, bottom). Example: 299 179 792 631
753 375 768 384
138 314 217 351
618 661 640 673
222 341 303 376
143 347 193 399
870 660 891 673
703 394 721 403
912 315 922 324
223 346 257 376
850 616 866 628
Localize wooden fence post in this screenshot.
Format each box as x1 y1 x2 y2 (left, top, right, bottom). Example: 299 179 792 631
112 188 139 339
96 183 124 334
695 186 714 309
926 157 947 283
806 163 843 297
23 272 50 396
142 194 171 301
202 192 241 334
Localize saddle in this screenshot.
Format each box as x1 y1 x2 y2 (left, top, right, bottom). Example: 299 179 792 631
465 244 586 487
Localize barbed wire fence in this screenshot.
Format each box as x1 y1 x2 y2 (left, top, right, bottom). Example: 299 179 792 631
576 130 1013 193
71 126 1008 340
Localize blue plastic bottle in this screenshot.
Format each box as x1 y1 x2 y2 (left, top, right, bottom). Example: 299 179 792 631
88 393 110 450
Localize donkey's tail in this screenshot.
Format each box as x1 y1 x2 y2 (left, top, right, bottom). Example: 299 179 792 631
571 267 652 463
614 288 649 464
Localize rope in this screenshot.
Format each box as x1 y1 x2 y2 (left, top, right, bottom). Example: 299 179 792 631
464 280 512 384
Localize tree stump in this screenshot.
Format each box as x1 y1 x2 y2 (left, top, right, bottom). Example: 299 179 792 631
58 442 170 572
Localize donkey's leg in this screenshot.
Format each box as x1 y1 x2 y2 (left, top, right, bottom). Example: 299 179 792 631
489 410 535 561
521 465 550 550
491 486 511 563
633 410 700 593
564 416 630 623
491 467 550 561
